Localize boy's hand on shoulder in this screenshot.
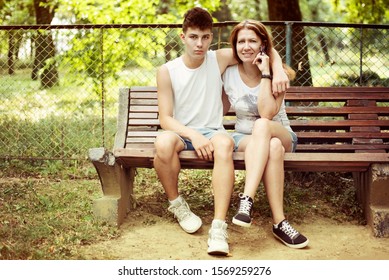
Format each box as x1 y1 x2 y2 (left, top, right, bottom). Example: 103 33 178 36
272 68 289 95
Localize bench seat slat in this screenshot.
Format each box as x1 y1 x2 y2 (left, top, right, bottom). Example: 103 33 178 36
114 148 389 172
124 141 388 151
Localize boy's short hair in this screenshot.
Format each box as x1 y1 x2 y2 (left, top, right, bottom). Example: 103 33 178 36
183 7 213 33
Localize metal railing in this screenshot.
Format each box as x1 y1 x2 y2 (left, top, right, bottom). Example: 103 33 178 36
0 22 388 160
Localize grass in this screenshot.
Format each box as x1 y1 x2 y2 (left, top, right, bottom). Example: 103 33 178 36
0 160 119 259
0 158 365 260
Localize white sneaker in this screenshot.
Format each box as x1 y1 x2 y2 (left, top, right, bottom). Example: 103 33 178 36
168 196 202 233
207 219 229 255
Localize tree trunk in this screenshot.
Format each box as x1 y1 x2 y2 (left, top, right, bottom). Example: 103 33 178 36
8 32 15 75
212 0 233 48
32 0 59 88
318 33 330 63
267 0 312 86
157 0 181 61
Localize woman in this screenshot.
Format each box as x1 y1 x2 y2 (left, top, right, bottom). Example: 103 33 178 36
222 20 309 249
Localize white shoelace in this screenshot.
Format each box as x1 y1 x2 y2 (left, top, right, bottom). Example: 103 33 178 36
280 221 299 239
210 227 228 241
238 196 253 215
169 202 191 222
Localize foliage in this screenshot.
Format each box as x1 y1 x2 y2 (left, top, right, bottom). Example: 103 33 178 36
331 0 389 23
0 0 35 24
53 0 221 94
227 0 267 21
55 0 220 24
300 0 340 22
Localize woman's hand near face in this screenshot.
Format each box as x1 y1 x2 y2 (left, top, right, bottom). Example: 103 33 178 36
253 51 270 74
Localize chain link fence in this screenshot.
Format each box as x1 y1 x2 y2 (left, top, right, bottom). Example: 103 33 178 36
0 22 388 161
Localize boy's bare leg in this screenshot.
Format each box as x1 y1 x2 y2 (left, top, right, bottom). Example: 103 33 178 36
207 133 234 255
153 132 185 200
210 133 235 220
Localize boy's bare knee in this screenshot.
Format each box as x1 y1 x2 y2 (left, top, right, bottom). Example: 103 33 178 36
154 132 182 161
212 134 234 159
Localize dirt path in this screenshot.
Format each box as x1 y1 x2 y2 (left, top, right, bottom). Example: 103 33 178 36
80 211 389 260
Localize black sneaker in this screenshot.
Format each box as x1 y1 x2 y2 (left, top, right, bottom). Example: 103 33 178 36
273 219 309 249
232 194 253 227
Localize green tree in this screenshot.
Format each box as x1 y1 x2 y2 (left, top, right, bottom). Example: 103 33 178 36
228 0 267 20
0 0 34 75
267 0 312 86
331 0 389 24
54 0 221 94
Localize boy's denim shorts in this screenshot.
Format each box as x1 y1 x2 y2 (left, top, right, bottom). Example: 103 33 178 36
231 131 298 152
173 128 232 150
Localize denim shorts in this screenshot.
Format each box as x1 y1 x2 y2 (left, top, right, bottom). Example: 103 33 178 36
176 128 231 150
231 131 298 152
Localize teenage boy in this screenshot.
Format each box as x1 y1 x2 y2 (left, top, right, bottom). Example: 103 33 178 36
154 7 289 256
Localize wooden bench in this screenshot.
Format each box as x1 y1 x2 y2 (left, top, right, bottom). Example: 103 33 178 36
89 86 389 237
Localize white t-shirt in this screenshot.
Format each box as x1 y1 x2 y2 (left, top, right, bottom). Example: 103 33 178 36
222 64 293 134
165 50 224 130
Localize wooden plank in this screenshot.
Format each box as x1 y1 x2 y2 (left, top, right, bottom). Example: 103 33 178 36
125 119 389 129
126 86 389 100
289 119 389 127
128 112 158 119
130 99 158 105
285 92 389 101
114 147 389 172
123 134 380 142
295 144 389 152
124 143 155 149
296 132 389 139
114 149 389 163
286 106 389 116
129 105 158 113
128 119 160 125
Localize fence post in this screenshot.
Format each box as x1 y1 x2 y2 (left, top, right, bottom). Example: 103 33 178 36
359 27 363 86
285 22 293 67
100 27 105 147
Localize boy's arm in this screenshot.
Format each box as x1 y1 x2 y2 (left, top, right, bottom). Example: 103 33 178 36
217 48 289 95
216 48 237 74
222 87 231 116
270 48 290 94
157 65 196 138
